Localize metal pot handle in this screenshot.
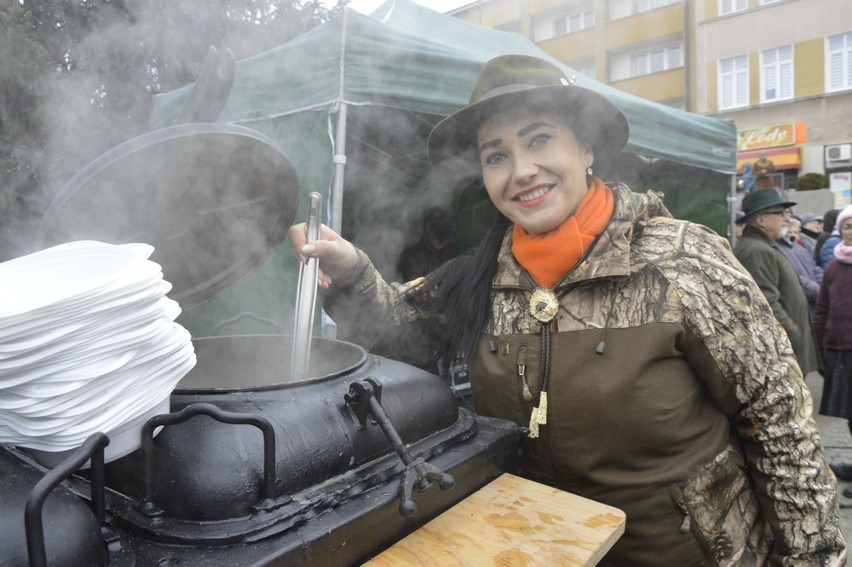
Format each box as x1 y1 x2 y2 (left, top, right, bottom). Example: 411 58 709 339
25 433 110 567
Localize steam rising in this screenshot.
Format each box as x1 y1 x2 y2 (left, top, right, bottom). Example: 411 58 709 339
8 1 484 362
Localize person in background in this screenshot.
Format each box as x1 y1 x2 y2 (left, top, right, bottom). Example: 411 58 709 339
817 208 842 269
788 214 803 245
813 205 852 492
737 161 756 193
777 214 823 318
752 152 777 190
734 191 820 375
799 212 823 254
729 210 745 242
398 207 457 281
291 55 844 565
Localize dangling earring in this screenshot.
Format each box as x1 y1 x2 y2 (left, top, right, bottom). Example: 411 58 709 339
586 166 594 176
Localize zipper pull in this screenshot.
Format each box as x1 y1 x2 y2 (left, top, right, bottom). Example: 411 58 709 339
518 364 533 401
677 500 691 533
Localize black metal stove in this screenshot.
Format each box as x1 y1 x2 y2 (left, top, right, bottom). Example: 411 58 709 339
0 123 523 566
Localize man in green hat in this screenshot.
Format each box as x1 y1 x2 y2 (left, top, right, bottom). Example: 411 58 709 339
734 190 820 374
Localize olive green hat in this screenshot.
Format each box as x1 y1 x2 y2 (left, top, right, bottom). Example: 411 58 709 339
738 190 796 222
427 54 629 184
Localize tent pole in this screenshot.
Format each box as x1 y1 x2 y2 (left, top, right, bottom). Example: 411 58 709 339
728 174 738 248
331 102 348 235
324 102 348 340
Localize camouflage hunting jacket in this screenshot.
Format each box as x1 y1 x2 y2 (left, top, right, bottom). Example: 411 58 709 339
322 183 846 566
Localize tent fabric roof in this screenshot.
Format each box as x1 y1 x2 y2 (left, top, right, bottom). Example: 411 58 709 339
148 0 736 339
153 0 737 174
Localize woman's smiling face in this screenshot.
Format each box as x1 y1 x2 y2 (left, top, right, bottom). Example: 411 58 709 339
842 218 852 246
477 108 593 235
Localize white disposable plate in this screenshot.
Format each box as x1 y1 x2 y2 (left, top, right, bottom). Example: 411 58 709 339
0 275 170 346
14 341 194 419
0 349 139 402
0 362 185 438
0 315 187 394
0 346 140 390
22 396 171 468
0 302 177 372
0 258 169 329
32 319 189 387
0 241 154 318
1 340 193 429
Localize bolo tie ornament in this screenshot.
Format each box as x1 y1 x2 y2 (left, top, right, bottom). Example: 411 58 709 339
527 287 559 439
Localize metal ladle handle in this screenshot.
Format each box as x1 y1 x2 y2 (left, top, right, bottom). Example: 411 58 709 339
290 192 322 383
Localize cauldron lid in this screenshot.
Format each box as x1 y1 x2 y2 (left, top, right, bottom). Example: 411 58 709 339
36 123 299 310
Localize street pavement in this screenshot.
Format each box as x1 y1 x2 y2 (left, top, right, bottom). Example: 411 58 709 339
806 371 852 551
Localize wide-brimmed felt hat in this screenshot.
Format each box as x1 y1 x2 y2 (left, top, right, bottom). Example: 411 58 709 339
427 54 629 184
739 190 796 221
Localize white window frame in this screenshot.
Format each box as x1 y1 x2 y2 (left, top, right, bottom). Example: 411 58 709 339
718 0 747 15
631 44 682 77
760 45 793 103
570 60 596 79
718 54 749 109
633 0 678 15
553 9 594 37
826 32 852 92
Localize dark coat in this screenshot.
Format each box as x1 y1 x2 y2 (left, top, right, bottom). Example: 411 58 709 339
818 233 841 268
813 260 852 350
776 236 823 307
735 225 820 373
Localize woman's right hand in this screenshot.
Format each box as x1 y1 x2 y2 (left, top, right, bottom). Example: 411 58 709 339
288 223 360 287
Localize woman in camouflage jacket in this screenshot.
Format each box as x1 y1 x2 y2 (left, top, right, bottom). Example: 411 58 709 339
290 55 845 565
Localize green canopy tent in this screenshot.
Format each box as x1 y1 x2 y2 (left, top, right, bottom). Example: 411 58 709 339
151 0 737 340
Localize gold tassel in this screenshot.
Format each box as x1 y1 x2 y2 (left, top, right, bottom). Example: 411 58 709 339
536 391 548 425
528 406 539 438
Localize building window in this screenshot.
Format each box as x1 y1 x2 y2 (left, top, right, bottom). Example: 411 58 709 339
631 44 682 77
827 31 852 92
553 10 594 37
719 55 748 109
633 0 678 15
761 45 793 102
569 60 596 79
609 0 677 20
718 0 746 15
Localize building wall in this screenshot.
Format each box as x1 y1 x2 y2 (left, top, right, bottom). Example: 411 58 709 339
611 67 686 104
454 0 688 106
451 0 852 185
695 0 852 185
605 3 683 50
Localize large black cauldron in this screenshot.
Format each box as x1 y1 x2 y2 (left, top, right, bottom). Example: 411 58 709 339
1 122 522 566
1 334 521 566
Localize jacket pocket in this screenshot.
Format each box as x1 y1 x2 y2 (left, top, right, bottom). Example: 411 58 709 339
671 444 765 567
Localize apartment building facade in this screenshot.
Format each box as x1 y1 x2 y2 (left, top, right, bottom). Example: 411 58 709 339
697 0 852 194
451 0 852 194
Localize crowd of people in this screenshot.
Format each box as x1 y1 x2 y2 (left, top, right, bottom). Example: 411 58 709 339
739 198 852 503
292 54 847 564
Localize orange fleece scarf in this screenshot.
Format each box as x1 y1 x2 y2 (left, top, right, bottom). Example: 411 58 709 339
511 178 614 288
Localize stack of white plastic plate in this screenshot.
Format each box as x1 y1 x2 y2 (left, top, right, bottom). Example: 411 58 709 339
0 240 196 466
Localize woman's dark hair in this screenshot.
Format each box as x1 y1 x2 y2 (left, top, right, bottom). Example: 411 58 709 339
415 213 511 364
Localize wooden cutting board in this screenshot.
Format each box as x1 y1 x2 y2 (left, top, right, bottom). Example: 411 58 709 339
363 473 625 566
